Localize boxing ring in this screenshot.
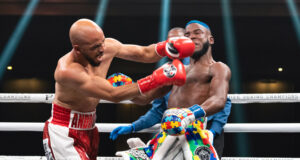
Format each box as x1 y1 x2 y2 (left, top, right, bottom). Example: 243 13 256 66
0 93 300 160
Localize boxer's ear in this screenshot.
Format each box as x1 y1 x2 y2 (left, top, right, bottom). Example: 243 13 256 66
73 45 82 55
73 44 79 51
208 35 214 45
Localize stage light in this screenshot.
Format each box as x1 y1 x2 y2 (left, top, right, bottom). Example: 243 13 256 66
221 0 249 156
287 0 300 45
0 0 39 80
7 66 13 71
156 0 171 68
95 0 109 27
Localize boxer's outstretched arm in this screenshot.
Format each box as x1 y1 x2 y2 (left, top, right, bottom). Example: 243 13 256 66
106 38 160 63
201 62 231 116
131 86 172 105
56 63 141 103
108 37 195 63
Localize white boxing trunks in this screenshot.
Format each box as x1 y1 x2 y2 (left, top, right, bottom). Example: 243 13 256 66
43 103 99 160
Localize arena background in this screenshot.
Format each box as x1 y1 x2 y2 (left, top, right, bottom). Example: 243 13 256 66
0 0 300 158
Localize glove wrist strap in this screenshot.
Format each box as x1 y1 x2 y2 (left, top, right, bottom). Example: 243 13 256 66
189 104 206 119
155 42 165 57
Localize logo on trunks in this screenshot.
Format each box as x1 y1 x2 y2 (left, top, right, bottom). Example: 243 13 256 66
163 62 177 78
194 146 212 160
71 113 96 129
129 149 150 160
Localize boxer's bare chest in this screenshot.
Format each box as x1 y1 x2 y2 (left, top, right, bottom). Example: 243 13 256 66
54 56 114 112
168 64 212 108
65 59 113 107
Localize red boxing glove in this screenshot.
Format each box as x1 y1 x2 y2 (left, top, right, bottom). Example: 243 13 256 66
137 59 186 94
155 37 195 59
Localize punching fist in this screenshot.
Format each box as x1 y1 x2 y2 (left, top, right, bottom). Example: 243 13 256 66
137 59 186 94
155 37 195 59
107 73 133 87
161 104 206 136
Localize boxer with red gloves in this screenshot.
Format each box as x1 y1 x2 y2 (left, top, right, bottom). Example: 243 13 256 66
155 37 195 59
44 18 195 160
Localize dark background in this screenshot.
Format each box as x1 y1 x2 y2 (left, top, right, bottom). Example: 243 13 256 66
0 0 300 158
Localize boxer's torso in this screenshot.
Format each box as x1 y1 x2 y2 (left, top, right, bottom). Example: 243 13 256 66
168 61 214 108
54 46 114 112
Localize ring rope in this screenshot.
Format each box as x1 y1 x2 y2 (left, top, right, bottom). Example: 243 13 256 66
1 122 300 133
0 156 296 160
0 93 300 104
0 156 297 160
0 93 299 159
0 156 124 160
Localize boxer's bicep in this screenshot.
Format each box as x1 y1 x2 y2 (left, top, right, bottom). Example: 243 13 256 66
116 43 160 63
209 76 229 101
209 62 231 100
202 63 231 115
60 66 140 102
80 75 114 98
56 67 114 99
83 75 144 102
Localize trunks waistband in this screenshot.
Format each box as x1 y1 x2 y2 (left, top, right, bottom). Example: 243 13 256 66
50 103 96 130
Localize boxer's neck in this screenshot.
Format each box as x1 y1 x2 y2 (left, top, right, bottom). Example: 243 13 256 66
190 48 214 65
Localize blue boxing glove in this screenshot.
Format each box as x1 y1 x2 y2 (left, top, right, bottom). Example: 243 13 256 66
107 73 133 87
110 124 135 141
161 104 206 135
189 104 206 120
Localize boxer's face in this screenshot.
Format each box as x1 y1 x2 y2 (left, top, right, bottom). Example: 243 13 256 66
185 23 213 53
81 33 105 66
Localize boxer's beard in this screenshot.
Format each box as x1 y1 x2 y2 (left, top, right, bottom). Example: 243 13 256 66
83 53 100 66
191 40 210 61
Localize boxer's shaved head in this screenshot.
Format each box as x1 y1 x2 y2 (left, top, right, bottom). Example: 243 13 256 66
168 27 185 38
69 18 104 46
69 18 105 66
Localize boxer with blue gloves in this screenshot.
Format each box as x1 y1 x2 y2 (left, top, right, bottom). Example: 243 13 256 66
110 21 231 160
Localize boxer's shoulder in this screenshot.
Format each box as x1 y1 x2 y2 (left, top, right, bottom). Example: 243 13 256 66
103 37 122 55
104 37 122 48
55 62 87 84
210 61 227 68
105 37 118 44
210 61 230 71
209 61 231 76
